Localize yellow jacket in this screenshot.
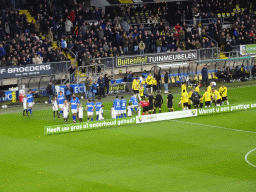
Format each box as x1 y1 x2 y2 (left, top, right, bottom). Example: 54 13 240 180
188 91 193 105
195 86 200 93
181 84 186 93
202 91 211 102
139 87 144 96
132 79 140 90
152 79 157 86
181 91 189 103
213 90 222 100
219 86 227 97
146 75 153 85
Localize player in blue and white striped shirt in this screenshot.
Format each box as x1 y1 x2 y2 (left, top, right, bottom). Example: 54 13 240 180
57 91 65 117
70 95 78 123
27 90 34 115
129 94 138 114
113 96 121 119
86 99 94 121
120 96 127 118
95 98 102 121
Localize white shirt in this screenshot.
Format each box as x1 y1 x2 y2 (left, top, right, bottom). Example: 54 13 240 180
78 107 84 119
52 100 58 111
111 107 116 119
23 98 27 109
127 106 132 117
63 104 69 118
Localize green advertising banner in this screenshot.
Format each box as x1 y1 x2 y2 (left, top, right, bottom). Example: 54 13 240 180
44 117 136 135
198 103 256 116
240 44 256 55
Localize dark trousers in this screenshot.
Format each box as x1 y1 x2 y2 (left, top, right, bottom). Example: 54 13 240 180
99 87 104 97
202 76 208 86
105 85 109 94
66 95 71 102
48 95 52 104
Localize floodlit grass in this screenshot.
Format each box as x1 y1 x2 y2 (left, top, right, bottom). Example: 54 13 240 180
1 82 256 191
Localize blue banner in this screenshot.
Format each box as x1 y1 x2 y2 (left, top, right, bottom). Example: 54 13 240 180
0 91 19 102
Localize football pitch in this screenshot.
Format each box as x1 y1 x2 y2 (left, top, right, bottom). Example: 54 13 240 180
1 83 256 191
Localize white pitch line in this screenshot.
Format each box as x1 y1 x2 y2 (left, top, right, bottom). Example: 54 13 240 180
171 120 256 134
245 148 256 167
171 120 256 167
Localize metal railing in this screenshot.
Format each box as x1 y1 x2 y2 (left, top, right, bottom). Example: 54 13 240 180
51 61 72 75
185 17 218 26
129 21 169 30
77 64 109 84
55 65 72 85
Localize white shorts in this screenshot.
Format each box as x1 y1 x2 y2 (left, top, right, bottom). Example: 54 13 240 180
96 111 101 115
52 106 58 111
59 104 64 109
63 111 69 118
87 112 93 116
78 113 83 119
115 110 120 114
71 109 77 114
28 102 33 108
121 109 126 114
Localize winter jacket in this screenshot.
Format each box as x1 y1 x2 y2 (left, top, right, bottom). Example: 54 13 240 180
61 40 67 49
97 78 105 88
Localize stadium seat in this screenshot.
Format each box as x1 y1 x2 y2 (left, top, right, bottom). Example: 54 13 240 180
194 74 198 81
212 72 217 79
198 74 202 81
208 73 212 80
171 76 175 83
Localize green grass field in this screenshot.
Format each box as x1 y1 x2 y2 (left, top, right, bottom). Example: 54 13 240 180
1 82 256 191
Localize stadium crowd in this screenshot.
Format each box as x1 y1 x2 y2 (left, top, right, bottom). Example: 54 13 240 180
0 0 255 69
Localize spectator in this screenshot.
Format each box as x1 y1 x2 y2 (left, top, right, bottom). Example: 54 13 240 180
69 65 76 83
139 41 145 54
65 18 73 34
61 38 67 50
46 82 53 104
0 44 6 60
156 37 162 53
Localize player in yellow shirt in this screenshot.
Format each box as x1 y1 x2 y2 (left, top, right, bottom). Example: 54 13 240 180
219 84 229 105
188 89 193 109
207 83 213 95
141 78 147 96
180 90 189 110
132 76 141 100
152 77 158 93
181 82 187 93
146 73 153 93
178 82 187 106
141 78 146 86
139 84 145 101
202 89 212 108
195 84 200 94
212 88 222 106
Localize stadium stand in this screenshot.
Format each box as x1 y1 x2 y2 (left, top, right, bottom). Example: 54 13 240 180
0 0 255 71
